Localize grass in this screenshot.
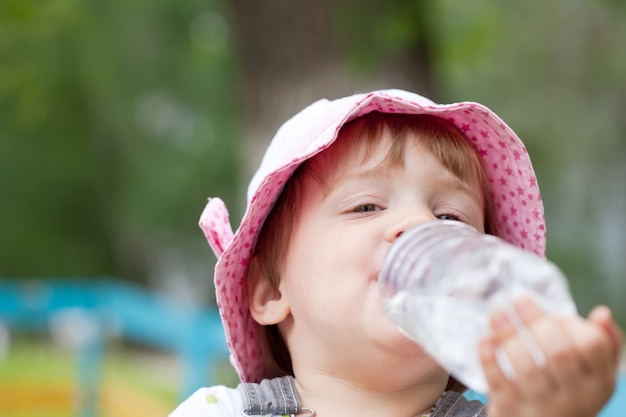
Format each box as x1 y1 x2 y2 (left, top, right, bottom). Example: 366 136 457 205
0 334 182 417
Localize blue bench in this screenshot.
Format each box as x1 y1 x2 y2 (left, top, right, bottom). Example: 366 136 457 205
1 279 624 416
0 279 229 401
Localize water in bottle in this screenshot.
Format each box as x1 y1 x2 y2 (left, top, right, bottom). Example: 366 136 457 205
378 220 577 393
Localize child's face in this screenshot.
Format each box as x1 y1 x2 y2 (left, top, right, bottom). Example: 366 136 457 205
275 126 486 383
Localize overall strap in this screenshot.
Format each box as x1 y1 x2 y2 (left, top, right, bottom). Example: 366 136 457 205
431 392 488 417
238 376 301 416
237 377 487 417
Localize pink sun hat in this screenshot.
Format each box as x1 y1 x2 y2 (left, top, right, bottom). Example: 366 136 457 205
199 89 545 383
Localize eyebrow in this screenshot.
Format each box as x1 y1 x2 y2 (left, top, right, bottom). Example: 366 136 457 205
444 172 482 196
442 174 486 213
327 163 485 207
324 163 394 195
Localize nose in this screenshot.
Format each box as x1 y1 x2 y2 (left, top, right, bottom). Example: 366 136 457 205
385 210 436 243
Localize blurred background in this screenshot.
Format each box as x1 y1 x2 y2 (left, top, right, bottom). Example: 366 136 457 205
1 0 625 416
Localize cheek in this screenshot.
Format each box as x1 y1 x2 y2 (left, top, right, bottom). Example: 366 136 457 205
284 219 381 308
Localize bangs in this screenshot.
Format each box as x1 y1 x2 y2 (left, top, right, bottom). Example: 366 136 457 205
304 112 489 198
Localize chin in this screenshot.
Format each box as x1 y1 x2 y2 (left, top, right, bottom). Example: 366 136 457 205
375 320 425 352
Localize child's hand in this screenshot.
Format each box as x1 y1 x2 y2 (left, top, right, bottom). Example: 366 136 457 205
480 297 623 417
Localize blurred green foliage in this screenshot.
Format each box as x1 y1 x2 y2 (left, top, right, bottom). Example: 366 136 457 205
0 0 238 282
0 0 624 325
0 335 179 416
432 0 626 322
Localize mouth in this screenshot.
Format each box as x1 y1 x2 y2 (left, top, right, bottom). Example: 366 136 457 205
370 273 381 292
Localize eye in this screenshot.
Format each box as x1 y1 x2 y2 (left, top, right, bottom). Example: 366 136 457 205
353 203 380 213
437 213 461 221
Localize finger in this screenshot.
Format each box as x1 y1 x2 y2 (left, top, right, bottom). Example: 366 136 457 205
511 297 549 367
588 305 624 364
561 316 617 378
480 336 512 393
513 295 544 323
489 307 556 398
558 317 618 410
519 313 586 387
516 298 619 396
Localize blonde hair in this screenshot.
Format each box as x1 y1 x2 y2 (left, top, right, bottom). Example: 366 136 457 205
246 112 497 391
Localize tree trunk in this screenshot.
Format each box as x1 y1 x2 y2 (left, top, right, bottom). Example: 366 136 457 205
228 0 440 177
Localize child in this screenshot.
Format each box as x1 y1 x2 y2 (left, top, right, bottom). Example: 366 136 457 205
172 89 623 417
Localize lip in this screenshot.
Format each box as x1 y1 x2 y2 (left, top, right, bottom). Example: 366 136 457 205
370 273 382 292
370 268 381 283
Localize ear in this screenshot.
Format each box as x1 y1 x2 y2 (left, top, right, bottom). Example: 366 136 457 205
248 256 290 325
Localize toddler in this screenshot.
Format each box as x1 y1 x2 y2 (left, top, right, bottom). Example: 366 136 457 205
171 89 623 417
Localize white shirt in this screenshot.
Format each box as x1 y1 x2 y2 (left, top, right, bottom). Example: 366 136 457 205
170 385 247 417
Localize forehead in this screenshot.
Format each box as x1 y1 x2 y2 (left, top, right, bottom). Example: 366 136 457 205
307 124 402 188
302 112 487 192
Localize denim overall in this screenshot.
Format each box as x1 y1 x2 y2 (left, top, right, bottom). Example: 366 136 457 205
238 376 488 417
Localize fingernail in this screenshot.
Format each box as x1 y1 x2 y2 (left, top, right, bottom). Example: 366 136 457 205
478 339 495 360
479 338 496 353
515 297 536 317
491 312 509 331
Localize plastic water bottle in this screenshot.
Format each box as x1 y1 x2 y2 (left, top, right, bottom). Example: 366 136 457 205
378 220 577 394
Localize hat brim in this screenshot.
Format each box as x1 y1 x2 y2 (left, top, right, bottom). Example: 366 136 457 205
206 90 545 382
